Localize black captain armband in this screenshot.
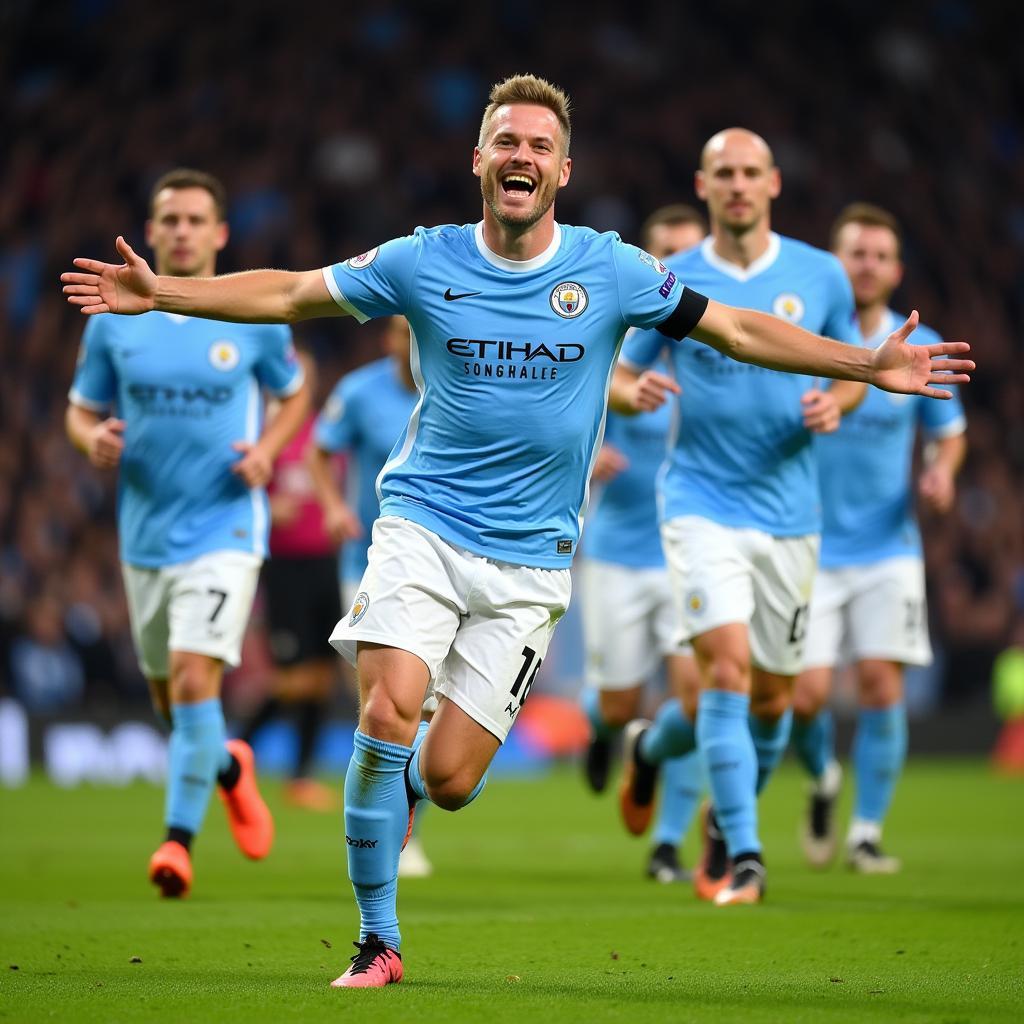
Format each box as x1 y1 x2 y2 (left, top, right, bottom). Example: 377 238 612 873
656 287 710 341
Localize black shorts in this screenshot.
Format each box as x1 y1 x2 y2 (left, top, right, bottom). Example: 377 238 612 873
262 555 341 667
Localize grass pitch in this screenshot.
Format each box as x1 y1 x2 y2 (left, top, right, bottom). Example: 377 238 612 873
1 758 1021 1023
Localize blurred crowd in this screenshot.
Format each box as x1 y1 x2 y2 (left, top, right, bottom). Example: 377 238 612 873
1 0 1021 715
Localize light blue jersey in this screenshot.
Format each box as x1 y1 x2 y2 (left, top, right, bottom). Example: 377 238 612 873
622 234 860 535
314 357 418 582
70 312 301 567
322 223 689 568
816 308 965 567
585 356 674 569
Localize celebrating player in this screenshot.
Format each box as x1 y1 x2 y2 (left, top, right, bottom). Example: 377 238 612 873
580 203 706 884
65 169 309 897
613 129 873 907
63 79 971 985
792 203 966 873
306 315 431 876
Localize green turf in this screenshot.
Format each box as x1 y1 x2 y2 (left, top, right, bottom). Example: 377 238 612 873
1 759 1022 1022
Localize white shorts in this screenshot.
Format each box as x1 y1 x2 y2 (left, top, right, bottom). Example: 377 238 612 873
660 515 819 677
329 516 572 742
122 550 262 680
803 556 932 669
580 558 690 690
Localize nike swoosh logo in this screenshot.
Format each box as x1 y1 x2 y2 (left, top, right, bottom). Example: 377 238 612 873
444 288 482 301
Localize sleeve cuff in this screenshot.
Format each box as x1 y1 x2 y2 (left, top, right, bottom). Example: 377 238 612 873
321 267 370 324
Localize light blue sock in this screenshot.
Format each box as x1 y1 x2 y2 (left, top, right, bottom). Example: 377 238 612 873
792 710 835 780
697 690 759 857
166 698 228 835
639 699 696 765
853 705 908 824
653 751 703 848
749 707 793 795
344 731 413 950
581 687 615 741
404 720 487 809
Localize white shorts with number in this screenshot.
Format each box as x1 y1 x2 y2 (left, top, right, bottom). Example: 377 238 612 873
122 550 263 679
803 556 932 669
580 558 690 691
660 515 819 677
329 516 571 742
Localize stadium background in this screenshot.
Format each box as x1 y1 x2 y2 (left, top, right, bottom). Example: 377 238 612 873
1 0 1022 779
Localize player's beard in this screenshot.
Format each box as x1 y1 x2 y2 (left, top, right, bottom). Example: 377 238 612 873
481 174 558 230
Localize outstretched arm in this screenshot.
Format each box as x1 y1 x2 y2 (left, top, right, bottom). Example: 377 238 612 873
691 301 973 399
62 236 343 324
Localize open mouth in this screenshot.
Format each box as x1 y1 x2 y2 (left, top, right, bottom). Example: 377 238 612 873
501 174 536 198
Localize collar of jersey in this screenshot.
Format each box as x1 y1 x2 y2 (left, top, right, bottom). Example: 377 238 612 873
473 221 562 273
700 232 781 282
864 308 898 348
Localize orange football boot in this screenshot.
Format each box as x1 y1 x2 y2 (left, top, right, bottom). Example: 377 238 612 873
148 840 192 899
218 739 274 860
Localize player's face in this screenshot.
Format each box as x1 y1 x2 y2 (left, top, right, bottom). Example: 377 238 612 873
695 137 780 234
473 104 571 230
646 222 705 260
834 223 903 308
146 187 228 277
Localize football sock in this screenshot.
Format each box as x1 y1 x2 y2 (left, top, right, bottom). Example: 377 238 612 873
240 696 283 746
697 689 760 858
853 704 908 826
639 698 697 764
344 730 411 950
792 710 835 781
216 749 241 791
165 698 228 836
749 707 793 795
581 687 615 741
653 751 703 848
165 825 193 851
294 699 324 779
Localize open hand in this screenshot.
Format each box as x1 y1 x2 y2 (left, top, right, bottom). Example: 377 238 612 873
324 501 364 545
918 464 956 513
61 237 157 315
871 312 974 399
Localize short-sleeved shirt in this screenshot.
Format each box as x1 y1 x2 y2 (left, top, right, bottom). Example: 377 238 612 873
815 308 966 567
621 233 860 536
584 355 674 569
321 222 686 568
313 357 418 581
69 311 301 567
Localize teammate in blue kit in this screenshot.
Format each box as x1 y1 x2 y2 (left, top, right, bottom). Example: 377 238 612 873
306 315 431 877
613 129 873 907
65 169 309 898
579 204 706 885
792 204 966 873
64 78 971 986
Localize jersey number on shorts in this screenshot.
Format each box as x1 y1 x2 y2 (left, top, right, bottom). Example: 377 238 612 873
505 645 542 720
788 604 809 645
208 588 228 623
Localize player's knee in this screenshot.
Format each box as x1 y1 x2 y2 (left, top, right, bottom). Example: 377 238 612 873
359 690 419 744
169 661 219 705
858 662 902 709
750 688 791 723
703 656 748 694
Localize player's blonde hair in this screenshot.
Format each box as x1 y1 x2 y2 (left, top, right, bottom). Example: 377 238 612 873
478 74 572 155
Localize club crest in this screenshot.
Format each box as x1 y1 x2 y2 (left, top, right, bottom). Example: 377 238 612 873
772 293 805 323
349 591 370 626
549 281 589 318
208 340 240 371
